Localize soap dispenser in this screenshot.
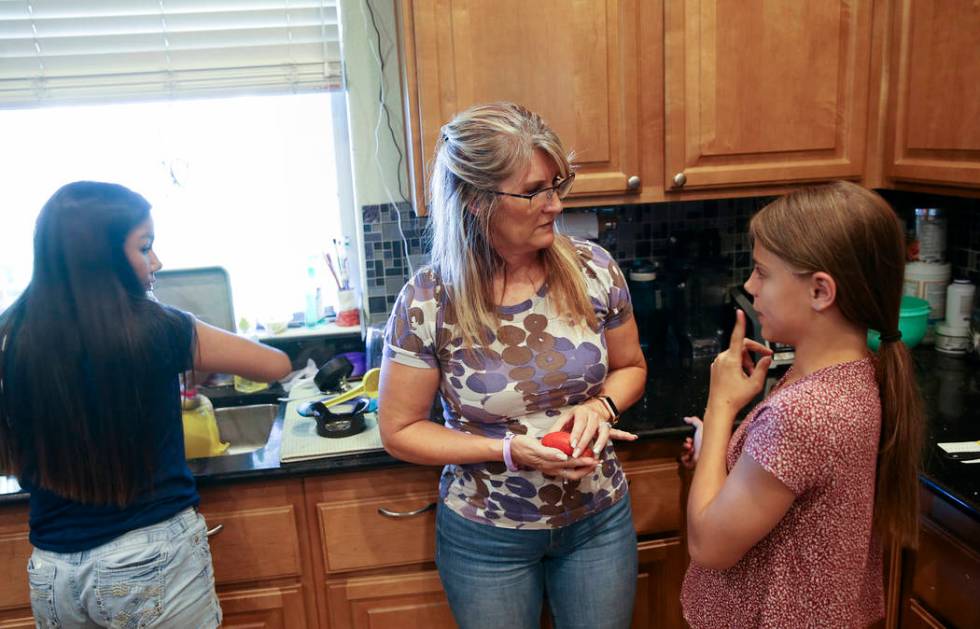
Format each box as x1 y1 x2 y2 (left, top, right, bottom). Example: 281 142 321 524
181 387 229 459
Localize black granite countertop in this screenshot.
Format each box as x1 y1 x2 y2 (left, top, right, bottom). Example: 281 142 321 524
912 349 980 518
2 348 977 522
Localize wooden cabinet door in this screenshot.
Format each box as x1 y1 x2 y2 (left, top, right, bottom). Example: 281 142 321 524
0 528 31 615
905 518 980 629
664 0 873 191
886 0 980 188
402 0 641 212
632 537 686 629
0 614 35 628
326 569 456 629
218 585 310 629
902 599 947 629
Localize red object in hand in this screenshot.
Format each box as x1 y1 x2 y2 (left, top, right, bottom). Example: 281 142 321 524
541 431 594 459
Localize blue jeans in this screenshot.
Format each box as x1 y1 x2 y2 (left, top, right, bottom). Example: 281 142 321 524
26 507 221 628
436 496 638 629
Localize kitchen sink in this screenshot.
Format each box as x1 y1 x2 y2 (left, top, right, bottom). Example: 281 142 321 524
214 404 279 456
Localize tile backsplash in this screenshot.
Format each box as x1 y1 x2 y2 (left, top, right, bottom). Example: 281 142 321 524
361 190 980 322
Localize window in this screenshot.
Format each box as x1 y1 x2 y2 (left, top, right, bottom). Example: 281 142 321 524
0 92 347 322
0 1 350 324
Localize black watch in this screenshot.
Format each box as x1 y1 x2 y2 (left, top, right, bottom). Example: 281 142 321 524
598 395 620 425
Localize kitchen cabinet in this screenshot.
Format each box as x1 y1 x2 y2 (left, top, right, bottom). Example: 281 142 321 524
884 0 980 190
198 478 318 629
398 0 980 206
898 487 980 629
0 505 31 627
399 0 643 214
308 441 688 629
663 0 873 192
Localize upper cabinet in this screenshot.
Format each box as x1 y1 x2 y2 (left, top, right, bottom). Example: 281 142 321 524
398 0 980 212
400 0 642 213
663 0 873 192
885 0 980 189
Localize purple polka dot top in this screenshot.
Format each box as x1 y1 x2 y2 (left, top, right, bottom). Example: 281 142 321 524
384 237 634 529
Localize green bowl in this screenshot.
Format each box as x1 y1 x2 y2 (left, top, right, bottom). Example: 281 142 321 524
867 295 931 350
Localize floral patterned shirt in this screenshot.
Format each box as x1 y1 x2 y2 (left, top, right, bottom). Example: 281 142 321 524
384 237 633 529
682 358 885 628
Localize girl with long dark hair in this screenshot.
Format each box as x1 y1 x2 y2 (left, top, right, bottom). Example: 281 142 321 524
0 181 291 627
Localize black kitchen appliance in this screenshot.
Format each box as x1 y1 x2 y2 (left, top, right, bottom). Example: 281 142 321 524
729 286 795 369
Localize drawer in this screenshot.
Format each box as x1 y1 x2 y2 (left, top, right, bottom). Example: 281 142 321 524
317 490 439 573
200 504 303 586
624 459 682 536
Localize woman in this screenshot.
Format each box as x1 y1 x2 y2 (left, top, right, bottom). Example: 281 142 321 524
379 102 647 629
0 181 292 627
680 181 922 627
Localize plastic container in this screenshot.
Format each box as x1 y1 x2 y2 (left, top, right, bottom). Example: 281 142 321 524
304 264 323 327
944 279 975 332
913 208 947 263
867 295 931 350
935 321 971 355
903 261 951 322
181 388 229 459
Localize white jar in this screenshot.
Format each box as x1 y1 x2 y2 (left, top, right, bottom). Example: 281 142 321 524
904 262 952 321
944 279 975 331
935 321 971 355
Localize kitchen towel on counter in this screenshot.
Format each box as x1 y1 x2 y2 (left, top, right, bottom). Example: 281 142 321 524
279 400 383 463
937 440 980 464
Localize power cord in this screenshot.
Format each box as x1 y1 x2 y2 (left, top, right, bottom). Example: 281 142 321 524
361 0 416 277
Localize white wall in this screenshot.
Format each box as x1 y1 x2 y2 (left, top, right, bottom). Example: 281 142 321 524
337 0 415 321
340 0 410 209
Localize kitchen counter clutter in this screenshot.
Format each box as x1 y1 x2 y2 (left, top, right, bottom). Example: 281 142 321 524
0 347 976 517
0 347 978 628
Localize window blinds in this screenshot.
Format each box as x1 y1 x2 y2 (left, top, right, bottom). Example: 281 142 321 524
0 0 342 107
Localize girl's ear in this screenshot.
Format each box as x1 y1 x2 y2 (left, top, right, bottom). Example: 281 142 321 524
809 271 837 312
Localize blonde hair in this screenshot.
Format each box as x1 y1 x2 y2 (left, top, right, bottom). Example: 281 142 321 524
750 181 923 548
427 102 596 347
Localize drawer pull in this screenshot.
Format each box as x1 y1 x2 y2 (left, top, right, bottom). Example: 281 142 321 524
377 502 437 519
206 524 224 537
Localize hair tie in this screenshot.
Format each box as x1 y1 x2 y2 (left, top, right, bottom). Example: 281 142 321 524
878 331 902 343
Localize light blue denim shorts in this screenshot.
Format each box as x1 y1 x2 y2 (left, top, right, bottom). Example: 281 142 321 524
26 507 222 628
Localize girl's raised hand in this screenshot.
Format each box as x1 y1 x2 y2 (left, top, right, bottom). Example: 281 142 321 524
679 415 704 469
707 310 773 414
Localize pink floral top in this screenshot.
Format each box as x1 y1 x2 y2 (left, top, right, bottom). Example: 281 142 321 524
682 358 885 629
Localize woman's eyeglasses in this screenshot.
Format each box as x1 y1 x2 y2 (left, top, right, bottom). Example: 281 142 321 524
483 172 575 209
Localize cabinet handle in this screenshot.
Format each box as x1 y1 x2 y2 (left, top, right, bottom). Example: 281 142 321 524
672 172 687 188
378 502 437 519
627 175 641 190
206 524 224 537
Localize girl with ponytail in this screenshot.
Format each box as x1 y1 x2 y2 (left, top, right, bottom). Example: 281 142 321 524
679 181 923 628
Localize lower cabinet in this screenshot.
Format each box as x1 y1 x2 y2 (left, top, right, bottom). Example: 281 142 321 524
218 584 311 628
0 616 34 628
307 442 688 629
904 598 947 629
325 569 455 628
634 536 687 629
899 490 980 629
198 478 318 629
0 506 32 627
0 439 696 628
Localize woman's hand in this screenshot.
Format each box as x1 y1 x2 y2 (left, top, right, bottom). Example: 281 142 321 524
547 400 638 460
679 416 703 470
509 435 598 480
706 310 773 417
